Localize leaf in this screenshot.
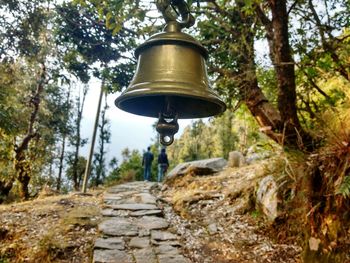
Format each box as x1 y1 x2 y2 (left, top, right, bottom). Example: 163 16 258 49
112 24 122 35
336 175 350 198
309 237 321 251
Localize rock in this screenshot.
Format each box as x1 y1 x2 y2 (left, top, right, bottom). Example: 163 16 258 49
130 210 163 216
151 240 181 246
99 217 138 236
130 210 163 217
245 145 272 164
108 204 158 211
256 175 279 221
133 248 157 263
133 193 157 204
138 228 151 237
227 151 245 167
167 158 227 178
129 237 150 248
93 249 133 263
103 194 123 201
93 181 190 263
207 223 218 234
95 237 125 250
137 216 169 230
151 230 178 241
155 245 179 255
101 209 129 217
158 254 190 263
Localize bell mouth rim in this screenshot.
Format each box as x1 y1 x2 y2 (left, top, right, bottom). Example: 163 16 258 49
115 93 226 119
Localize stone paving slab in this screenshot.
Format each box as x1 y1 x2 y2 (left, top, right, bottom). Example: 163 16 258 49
93 181 191 263
95 237 125 250
133 248 157 263
93 249 133 263
99 217 138 236
108 203 158 210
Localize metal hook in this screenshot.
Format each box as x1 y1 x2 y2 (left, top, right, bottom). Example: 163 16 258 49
156 112 179 146
160 134 174 146
156 0 195 29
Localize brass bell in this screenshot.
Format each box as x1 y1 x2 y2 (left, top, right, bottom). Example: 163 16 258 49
115 10 226 145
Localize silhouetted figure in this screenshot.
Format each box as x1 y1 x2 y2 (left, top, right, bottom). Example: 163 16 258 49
142 146 154 181
157 148 169 182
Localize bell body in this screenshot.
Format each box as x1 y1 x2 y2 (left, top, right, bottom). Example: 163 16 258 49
115 23 226 119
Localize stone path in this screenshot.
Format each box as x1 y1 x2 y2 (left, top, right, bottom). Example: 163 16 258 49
93 181 191 263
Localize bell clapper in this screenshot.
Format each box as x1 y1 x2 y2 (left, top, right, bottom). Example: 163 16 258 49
156 112 179 146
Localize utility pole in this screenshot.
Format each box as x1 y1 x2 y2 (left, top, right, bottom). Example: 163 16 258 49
81 79 105 193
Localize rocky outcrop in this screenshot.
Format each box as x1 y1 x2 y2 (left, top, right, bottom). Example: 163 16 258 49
256 175 279 221
227 151 245 167
245 145 273 164
166 158 227 178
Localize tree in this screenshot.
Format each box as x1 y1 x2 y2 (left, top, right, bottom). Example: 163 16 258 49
196 0 350 261
118 148 143 181
91 95 111 186
67 85 88 191
104 157 120 186
55 1 138 191
66 155 87 190
56 86 72 191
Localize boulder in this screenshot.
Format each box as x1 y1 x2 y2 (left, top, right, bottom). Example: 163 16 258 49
245 145 272 164
167 158 227 178
227 151 245 167
256 175 279 221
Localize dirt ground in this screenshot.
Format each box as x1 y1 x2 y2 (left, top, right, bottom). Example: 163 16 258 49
0 191 103 263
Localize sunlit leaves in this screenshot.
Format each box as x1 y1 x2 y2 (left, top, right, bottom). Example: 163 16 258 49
336 175 350 198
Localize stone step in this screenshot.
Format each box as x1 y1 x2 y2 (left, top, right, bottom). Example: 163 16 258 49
93 181 191 263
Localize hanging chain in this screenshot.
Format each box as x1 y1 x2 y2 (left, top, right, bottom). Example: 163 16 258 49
156 0 195 28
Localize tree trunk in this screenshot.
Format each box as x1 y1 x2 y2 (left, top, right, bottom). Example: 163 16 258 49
71 86 87 191
13 63 46 200
0 180 13 203
268 0 306 147
233 3 284 145
57 134 66 191
253 1 313 149
57 87 71 191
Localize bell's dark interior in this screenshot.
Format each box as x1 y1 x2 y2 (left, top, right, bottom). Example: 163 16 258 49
115 94 225 119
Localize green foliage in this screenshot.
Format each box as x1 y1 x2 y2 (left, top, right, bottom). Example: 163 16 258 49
55 1 136 91
336 176 350 198
118 149 143 181
104 157 120 186
167 110 241 166
66 156 87 190
105 148 143 186
91 97 111 186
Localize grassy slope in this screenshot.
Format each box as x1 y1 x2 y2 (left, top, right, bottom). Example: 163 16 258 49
0 191 103 263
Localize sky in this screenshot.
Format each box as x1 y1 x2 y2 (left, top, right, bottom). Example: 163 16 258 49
80 85 192 164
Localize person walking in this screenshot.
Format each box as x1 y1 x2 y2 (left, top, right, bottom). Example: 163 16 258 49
157 148 169 182
142 146 154 181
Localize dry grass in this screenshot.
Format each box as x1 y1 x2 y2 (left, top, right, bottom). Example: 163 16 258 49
0 191 103 263
159 156 303 263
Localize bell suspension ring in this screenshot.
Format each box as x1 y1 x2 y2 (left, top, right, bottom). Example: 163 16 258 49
156 0 195 29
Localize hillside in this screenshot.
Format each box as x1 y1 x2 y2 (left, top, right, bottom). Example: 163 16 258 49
1 156 350 263
157 158 302 263
0 191 102 263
